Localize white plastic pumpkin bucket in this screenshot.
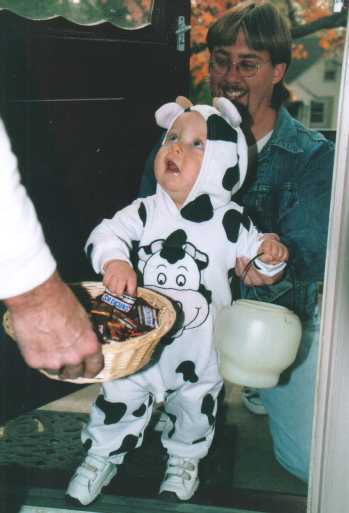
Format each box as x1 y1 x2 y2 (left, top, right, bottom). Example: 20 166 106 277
214 299 302 388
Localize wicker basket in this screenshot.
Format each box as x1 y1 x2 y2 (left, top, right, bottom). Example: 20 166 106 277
2 282 176 384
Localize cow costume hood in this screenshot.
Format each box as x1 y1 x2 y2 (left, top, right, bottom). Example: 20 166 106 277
155 97 248 223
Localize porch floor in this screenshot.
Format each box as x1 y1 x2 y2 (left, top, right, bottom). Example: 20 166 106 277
0 382 307 513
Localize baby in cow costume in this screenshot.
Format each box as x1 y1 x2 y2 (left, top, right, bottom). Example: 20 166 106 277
67 97 288 505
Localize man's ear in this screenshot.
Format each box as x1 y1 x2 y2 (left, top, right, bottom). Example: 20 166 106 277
272 63 287 85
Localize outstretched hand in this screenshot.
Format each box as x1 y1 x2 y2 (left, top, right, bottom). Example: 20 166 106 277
5 272 104 380
103 259 137 297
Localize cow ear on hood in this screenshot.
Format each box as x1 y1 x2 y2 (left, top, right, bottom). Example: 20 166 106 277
175 96 192 109
155 102 184 129
212 97 242 128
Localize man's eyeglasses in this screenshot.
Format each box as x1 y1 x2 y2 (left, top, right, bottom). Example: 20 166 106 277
210 53 271 79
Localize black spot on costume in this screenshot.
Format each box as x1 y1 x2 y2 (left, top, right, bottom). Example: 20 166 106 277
96 396 127 425
176 361 199 383
138 202 147 226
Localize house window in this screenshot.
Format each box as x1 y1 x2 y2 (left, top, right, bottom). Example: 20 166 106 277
310 97 334 129
310 101 325 124
324 60 337 81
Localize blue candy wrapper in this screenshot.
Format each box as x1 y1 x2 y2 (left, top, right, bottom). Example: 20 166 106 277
101 291 136 313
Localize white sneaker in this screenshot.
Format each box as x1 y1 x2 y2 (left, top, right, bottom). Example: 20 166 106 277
66 454 117 505
159 455 199 501
241 387 267 415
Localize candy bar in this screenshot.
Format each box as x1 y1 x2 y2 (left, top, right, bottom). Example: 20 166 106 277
137 304 158 329
90 301 114 317
101 291 136 313
89 291 159 343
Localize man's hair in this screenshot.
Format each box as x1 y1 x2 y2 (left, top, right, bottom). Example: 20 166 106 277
207 2 292 109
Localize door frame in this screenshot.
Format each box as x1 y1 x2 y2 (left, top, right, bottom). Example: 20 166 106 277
308 9 349 513
1 3 349 511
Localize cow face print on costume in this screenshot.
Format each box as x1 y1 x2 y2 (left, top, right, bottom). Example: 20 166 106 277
138 230 211 337
176 361 199 383
155 97 248 220
96 396 127 425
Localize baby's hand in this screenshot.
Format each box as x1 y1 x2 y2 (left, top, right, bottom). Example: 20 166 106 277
258 238 289 265
102 259 137 296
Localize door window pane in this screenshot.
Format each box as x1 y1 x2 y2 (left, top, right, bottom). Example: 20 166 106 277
0 0 155 29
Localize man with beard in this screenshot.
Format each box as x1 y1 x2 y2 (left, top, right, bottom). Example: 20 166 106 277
138 1 334 483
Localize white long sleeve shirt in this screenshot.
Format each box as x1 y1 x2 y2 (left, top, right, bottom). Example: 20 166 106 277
0 118 56 299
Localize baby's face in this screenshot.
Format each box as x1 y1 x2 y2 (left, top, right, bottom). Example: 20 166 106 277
155 111 207 208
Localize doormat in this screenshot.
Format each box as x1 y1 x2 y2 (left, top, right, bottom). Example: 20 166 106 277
0 410 87 472
0 409 236 505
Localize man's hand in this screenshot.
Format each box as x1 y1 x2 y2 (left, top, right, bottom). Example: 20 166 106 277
4 272 104 380
235 256 283 286
103 259 137 296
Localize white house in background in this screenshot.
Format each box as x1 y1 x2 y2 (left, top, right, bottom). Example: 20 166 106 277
286 36 343 130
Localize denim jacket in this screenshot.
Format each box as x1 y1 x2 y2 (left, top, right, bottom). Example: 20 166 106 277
139 107 334 321
237 108 334 320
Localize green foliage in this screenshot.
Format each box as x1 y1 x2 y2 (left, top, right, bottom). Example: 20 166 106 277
190 78 212 105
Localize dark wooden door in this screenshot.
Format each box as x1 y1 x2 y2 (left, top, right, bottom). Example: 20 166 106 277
0 0 190 420
0 0 190 281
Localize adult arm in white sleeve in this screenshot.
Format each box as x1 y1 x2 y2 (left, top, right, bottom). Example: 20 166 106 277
0 118 56 299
